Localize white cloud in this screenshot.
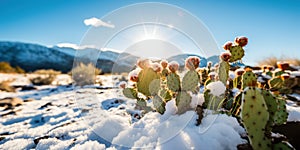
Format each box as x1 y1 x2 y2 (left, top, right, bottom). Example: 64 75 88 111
84 17 115 28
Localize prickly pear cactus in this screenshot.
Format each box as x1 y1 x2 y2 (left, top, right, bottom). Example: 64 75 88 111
261 90 278 135
149 79 161 96
228 46 245 62
273 141 293 150
152 95 166 114
233 75 242 89
241 70 257 89
167 72 181 92
241 87 272 150
182 70 199 91
137 68 160 97
273 98 288 125
218 60 230 85
123 88 138 99
159 88 172 102
176 91 192 114
161 68 169 79
268 77 284 91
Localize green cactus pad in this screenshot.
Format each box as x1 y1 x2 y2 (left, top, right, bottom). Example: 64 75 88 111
241 87 271 150
176 91 192 114
167 72 181 92
159 88 172 102
123 88 138 99
182 70 200 91
229 45 245 62
261 89 278 135
231 92 242 116
152 95 166 114
233 76 242 89
149 79 161 96
241 70 257 89
218 60 230 85
273 141 293 150
136 99 152 112
268 77 284 91
273 98 288 125
137 68 160 97
273 70 285 77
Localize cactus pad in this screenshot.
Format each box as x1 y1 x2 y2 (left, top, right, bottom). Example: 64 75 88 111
273 98 288 125
242 70 257 89
241 87 271 150
273 141 293 150
218 60 230 85
137 68 160 97
176 91 192 114
149 79 161 96
228 45 245 62
182 70 199 91
261 89 278 135
159 88 172 102
268 77 284 91
167 72 181 92
152 95 166 114
123 88 138 99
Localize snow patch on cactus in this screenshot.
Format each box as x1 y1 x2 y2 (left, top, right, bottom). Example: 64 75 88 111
190 93 205 108
206 81 226 97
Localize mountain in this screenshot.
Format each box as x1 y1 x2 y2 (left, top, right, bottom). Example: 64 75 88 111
0 41 219 73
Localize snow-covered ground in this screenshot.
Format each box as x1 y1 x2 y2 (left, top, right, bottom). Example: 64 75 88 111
0 74 300 149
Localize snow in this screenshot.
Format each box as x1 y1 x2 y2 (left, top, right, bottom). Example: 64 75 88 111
1 73 300 149
206 81 226 96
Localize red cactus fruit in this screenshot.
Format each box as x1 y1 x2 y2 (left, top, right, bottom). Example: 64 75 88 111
168 61 179 73
234 36 248 47
137 58 151 69
185 56 200 70
160 60 168 69
223 41 233 50
220 52 231 62
277 62 289 71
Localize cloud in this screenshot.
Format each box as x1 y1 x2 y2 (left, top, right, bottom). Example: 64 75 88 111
84 17 115 28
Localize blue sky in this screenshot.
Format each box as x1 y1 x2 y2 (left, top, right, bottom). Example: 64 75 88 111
1 0 299 65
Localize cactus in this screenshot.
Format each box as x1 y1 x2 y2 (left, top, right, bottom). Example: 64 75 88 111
182 70 199 91
149 79 161 96
176 91 192 114
241 69 257 89
261 90 278 136
273 97 288 125
268 77 284 91
137 68 160 97
228 46 245 62
159 87 172 102
273 141 293 150
167 72 181 92
218 59 230 85
152 95 166 114
123 88 138 99
240 87 272 150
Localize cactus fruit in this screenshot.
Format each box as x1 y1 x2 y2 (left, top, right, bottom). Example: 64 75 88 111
167 72 181 92
228 45 245 62
168 61 179 73
277 62 289 71
241 69 257 89
176 91 192 114
137 68 160 97
152 95 166 114
223 41 233 50
234 36 248 47
185 56 200 70
123 88 138 99
182 70 200 91
240 87 272 150
273 98 288 125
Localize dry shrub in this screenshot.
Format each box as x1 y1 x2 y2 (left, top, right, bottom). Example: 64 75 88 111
258 56 300 67
0 62 25 73
71 63 101 86
30 69 61 85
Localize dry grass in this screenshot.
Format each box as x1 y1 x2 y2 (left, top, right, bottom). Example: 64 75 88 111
258 57 300 67
0 80 16 92
71 63 102 86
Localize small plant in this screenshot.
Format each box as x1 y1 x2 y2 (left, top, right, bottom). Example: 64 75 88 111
71 63 101 86
30 69 61 85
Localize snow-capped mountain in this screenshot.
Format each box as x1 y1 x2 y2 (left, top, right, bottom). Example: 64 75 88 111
0 42 219 73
